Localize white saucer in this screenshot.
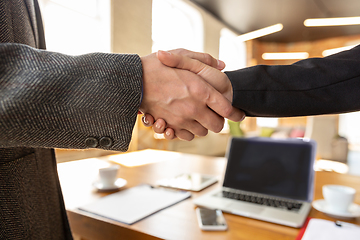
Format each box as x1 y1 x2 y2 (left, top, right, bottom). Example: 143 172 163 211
92 178 127 191
312 199 360 219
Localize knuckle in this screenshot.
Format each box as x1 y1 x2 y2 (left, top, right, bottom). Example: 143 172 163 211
204 91 211 102
182 102 197 117
203 53 214 65
175 48 186 55
187 106 197 116
176 117 186 127
190 83 210 100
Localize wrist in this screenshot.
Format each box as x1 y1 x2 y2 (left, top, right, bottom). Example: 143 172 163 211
224 72 235 104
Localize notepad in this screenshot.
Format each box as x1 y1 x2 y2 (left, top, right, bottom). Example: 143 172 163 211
79 184 191 224
300 218 360 240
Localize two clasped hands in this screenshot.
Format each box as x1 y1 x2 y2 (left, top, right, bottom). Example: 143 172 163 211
139 49 245 141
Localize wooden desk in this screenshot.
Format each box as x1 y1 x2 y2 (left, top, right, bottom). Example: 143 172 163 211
58 150 360 240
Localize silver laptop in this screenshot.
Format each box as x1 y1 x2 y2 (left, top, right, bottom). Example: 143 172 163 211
194 137 316 228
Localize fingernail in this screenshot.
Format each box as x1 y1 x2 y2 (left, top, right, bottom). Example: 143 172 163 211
155 122 161 129
217 59 225 69
240 114 246 122
165 131 171 136
158 50 171 55
142 115 148 124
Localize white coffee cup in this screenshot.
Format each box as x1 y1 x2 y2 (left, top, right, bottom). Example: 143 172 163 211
98 165 120 188
322 184 356 213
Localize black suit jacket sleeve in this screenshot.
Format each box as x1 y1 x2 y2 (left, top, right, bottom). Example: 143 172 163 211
225 44 360 117
0 43 143 151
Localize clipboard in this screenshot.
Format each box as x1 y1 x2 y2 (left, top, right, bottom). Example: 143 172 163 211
297 218 360 240
79 184 191 224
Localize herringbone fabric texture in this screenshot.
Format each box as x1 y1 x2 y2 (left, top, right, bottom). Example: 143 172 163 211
0 1 143 239
0 0 36 47
0 44 142 150
0 148 72 240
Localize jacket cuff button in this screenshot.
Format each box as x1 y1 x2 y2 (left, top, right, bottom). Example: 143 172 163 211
85 137 98 148
99 137 113 148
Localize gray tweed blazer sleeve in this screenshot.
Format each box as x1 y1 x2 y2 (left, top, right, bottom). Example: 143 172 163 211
0 43 143 151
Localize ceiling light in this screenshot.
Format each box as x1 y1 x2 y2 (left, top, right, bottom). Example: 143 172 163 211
322 45 357 57
262 52 309 60
304 16 360 27
237 23 283 42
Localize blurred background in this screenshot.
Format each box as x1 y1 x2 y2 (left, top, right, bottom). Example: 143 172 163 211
38 0 360 175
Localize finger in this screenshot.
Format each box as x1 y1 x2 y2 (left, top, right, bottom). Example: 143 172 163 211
155 96 211 136
157 50 229 96
157 51 246 122
152 119 166 134
149 117 202 139
142 113 154 127
169 117 209 137
218 60 226 70
174 129 195 141
194 82 246 123
207 88 246 123
164 128 176 140
168 49 225 70
187 103 225 133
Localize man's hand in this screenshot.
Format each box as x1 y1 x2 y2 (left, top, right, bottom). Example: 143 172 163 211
143 50 244 140
165 48 226 71
139 51 244 141
157 50 234 102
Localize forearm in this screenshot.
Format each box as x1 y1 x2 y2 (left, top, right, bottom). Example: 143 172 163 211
226 44 360 117
0 43 142 150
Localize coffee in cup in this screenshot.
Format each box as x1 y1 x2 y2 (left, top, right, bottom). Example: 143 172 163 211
322 184 356 213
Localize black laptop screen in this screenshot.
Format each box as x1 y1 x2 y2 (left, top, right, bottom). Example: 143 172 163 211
223 137 315 201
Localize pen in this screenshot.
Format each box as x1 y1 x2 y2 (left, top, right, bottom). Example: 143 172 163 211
335 221 360 229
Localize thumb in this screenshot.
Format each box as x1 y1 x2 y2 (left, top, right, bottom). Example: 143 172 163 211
168 49 225 70
157 50 209 74
157 50 233 102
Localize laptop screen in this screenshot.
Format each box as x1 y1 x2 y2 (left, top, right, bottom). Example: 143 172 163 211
223 137 316 201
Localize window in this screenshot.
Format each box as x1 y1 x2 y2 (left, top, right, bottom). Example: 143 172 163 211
38 0 110 55
339 112 360 149
152 0 203 53
219 29 279 129
256 118 279 128
219 28 246 71
219 28 248 132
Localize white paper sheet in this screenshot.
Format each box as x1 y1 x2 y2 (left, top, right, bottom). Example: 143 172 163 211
302 218 360 240
79 184 191 224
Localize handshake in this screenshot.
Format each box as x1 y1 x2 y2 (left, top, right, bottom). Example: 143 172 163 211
139 49 245 141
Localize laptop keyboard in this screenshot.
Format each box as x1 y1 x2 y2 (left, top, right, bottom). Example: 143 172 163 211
222 190 302 211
